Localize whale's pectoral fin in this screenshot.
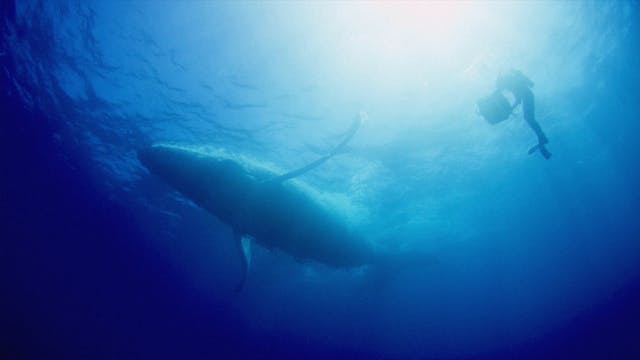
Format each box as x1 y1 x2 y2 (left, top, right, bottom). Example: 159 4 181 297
234 231 252 292
267 112 365 184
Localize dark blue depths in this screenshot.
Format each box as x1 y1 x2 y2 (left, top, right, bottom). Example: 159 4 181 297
1 1 640 359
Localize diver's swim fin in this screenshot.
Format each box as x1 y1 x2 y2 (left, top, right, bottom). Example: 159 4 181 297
528 143 552 159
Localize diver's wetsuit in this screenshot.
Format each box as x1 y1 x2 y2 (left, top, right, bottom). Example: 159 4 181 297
497 71 548 145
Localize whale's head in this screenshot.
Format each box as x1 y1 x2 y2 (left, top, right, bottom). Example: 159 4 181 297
138 144 177 176
138 144 213 190
138 144 256 223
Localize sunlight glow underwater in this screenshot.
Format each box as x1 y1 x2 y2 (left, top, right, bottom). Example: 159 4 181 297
289 2 552 96
184 0 583 137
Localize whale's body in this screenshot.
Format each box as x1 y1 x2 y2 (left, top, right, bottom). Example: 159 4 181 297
139 144 379 271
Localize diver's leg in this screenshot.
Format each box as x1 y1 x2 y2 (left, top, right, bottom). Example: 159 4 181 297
528 120 548 144
539 145 552 159
523 101 548 144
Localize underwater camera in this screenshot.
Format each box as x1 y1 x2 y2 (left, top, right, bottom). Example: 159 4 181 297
477 91 512 124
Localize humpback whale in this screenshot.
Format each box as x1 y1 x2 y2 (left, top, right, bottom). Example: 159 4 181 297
138 115 430 290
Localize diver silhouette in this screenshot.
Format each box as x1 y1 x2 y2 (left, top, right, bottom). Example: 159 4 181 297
478 69 551 159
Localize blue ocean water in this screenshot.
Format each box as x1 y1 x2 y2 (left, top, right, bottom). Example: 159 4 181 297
1 1 639 359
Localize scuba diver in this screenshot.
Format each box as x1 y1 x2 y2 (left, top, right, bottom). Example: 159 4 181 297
478 69 551 159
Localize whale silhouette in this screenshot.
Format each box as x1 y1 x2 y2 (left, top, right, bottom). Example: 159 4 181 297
138 115 432 290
